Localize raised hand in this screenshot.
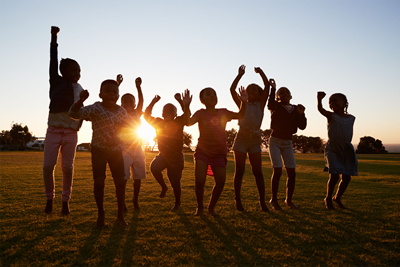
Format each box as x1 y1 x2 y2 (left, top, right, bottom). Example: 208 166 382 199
151 95 161 105
51 26 60 35
116 74 123 85
174 93 182 102
254 67 263 74
182 89 192 106
317 91 326 100
238 65 246 76
135 77 142 87
238 86 248 102
297 104 306 114
79 90 89 102
269 78 276 89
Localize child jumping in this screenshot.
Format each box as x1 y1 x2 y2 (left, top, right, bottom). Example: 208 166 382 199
143 93 187 211
184 87 248 217
267 79 307 210
317 92 358 209
119 75 146 211
230 65 270 212
69 79 129 227
43 26 84 215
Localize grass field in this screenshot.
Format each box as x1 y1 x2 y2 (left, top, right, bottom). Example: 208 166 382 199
1 151 399 266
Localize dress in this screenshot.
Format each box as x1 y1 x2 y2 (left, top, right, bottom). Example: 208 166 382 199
324 113 358 176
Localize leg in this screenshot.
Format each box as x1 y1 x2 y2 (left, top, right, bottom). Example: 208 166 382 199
248 152 268 211
194 159 208 216
150 155 168 198
325 174 340 209
233 151 247 211
42 127 62 214
114 176 128 226
94 178 105 228
208 166 226 217
133 180 141 210
59 129 78 215
270 167 282 210
169 178 182 211
333 174 351 209
285 168 299 209
166 153 184 210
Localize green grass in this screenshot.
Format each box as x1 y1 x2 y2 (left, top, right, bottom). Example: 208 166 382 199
1 151 399 266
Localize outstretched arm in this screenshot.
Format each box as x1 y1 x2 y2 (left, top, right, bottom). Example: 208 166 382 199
143 95 160 124
254 67 270 109
135 77 144 115
230 65 245 108
175 93 185 112
317 91 332 121
267 78 277 111
229 86 248 120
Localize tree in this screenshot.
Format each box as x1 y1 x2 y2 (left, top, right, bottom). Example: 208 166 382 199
0 123 34 149
225 128 238 152
261 129 272 149
356 136 388 154
183 131 193 151
292 134 324 153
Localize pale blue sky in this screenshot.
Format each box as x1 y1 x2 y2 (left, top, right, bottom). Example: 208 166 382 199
1 0 399 146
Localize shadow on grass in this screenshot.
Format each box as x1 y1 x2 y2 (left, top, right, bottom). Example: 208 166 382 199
202 216 272 266
121 210 140 266
1 217 63 265
176 210 210 266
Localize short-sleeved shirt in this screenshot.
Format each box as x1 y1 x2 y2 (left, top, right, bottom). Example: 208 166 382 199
69 101 129 152
193 108 234 158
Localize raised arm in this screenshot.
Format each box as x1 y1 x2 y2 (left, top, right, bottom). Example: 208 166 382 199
135 77 144 114
174 93 185 112
317 91 332 121
143 95 161 124
49 26 60 80
230 65 245 108
267 78 277 111
254 67 270 109
229 86 248 120
116 74 123 86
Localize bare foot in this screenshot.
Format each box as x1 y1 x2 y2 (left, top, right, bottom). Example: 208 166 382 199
260 201 269 212
208 207 219 217
324 198 335 210
332 197 346 209
285 200 299 209
97 211 105 228
171 204 181 211
133 200 140 210
270 199 282 210
195 208 203 216
118 217 128 227
159 186 168 198
235 200 244 211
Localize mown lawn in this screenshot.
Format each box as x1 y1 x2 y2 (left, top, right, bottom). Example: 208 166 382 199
0 151 399 266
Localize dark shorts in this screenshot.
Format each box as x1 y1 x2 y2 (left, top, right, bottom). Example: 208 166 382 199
194 148 227 168
150 152 184 184
91 146 125 180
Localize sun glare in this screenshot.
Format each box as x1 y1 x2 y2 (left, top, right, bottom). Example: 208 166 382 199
137 118 156 147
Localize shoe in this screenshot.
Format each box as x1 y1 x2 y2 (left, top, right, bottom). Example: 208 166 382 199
45 199 53 214
62 201 70 216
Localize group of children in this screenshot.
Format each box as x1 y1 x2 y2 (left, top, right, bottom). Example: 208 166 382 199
43 26 358 227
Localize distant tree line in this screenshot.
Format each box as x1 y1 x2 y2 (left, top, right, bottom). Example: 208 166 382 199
0 123 35 150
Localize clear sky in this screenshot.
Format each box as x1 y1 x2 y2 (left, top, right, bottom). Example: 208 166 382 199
1 0 399 147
